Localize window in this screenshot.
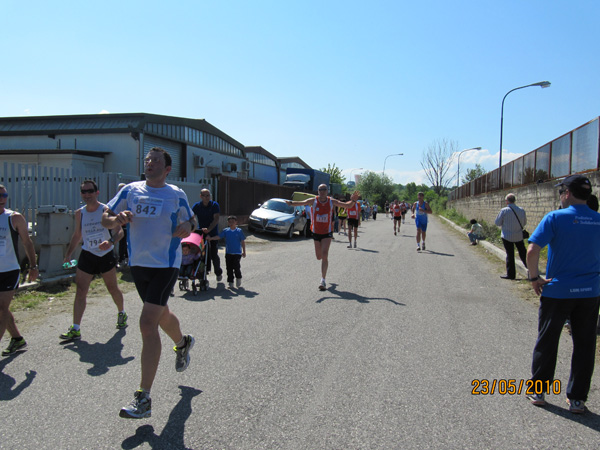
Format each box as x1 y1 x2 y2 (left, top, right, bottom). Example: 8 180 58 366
571 119 599 173
535 144 550 181
550 134 571 178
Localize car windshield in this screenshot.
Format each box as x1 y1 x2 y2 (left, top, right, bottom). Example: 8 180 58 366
261 199 294 214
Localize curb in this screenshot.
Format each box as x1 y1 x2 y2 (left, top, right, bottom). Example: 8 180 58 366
438 215 528 278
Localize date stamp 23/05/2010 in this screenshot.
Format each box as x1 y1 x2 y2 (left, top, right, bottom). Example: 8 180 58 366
471 379 561 396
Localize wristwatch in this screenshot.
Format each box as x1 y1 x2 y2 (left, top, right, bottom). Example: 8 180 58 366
528 276 539 282
30 265 39 270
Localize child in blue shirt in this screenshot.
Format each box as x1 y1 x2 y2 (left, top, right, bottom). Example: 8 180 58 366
208 216 246 288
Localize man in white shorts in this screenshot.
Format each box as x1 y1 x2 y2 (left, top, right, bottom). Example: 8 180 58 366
59 180 126 342
103 147 196 419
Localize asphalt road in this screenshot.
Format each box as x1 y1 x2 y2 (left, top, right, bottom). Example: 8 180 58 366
1 214 600 450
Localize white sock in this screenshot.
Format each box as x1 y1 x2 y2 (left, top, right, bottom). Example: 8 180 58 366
72 324 80 331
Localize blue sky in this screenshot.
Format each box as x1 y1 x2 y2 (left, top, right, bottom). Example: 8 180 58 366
1 0 598 185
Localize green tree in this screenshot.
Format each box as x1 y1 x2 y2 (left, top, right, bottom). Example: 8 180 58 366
461 164 487 185
320 163 346 185
356 171 394 206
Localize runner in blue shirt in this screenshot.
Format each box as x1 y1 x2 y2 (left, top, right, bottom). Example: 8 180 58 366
103 147 196 419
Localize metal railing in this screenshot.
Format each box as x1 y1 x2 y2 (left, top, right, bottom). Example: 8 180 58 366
449 116 600 201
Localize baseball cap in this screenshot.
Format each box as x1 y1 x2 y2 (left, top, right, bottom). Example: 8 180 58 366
555 174 592 199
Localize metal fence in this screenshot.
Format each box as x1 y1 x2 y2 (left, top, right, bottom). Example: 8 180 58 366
0 162 215 227
449 116 600 201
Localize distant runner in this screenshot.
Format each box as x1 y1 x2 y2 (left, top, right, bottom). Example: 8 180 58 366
411 192 432 251
391 199 402 235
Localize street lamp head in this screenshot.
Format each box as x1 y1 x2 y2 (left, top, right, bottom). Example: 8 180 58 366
535 81 551 88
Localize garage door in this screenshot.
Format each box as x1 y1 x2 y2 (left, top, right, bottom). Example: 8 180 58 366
143 135 183 179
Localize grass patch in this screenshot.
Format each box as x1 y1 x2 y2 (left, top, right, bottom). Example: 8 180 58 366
11 269 136 313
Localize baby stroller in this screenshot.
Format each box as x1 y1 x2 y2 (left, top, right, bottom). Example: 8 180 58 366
178 233 209 294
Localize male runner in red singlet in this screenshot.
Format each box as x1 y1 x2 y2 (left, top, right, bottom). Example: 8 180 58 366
287 185 360 291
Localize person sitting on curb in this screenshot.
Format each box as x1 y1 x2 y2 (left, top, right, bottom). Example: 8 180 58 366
467 219 484 245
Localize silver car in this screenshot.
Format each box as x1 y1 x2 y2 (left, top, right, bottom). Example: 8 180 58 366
248 198 309 238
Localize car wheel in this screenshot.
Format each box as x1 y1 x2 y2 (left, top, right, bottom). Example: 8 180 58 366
286 225 294 239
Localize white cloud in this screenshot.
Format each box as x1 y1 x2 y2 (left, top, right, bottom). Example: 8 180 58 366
99 109 110 114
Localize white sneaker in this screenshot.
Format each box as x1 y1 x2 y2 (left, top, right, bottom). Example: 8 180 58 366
236 278 242 288
347 243 352 248
319 279 326 291
416 246 421 252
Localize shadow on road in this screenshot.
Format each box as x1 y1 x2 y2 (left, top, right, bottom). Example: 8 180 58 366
421 250 454 257
541 402 600 431
317 283 405 306
0 354 36 401
61 328 134 376
121 385 202 450
179 285 258 302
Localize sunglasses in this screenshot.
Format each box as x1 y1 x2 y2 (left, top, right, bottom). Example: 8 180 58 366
80 189 97 194
0 193 8 198
318 188 327 191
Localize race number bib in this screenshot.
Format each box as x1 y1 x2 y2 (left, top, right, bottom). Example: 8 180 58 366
133 197 163 218
316 214 329 223
86 232 106 249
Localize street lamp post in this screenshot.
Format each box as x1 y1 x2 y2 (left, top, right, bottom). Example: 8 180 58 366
456 147 482 188
383 153 403 176
499 81 551 169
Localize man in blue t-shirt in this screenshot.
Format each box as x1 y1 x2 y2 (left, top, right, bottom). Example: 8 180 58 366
192 189 223 282
526 174 600 413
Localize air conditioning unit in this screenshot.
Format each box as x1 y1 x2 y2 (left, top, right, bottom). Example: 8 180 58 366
193 155 204 168
241 161 250 171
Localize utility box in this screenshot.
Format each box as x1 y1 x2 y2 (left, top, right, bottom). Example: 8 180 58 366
36 207 77 277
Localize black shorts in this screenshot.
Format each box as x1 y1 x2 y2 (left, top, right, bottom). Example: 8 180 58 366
77 249 117 275
312 232 333 242
0 269 20 292
394 216 402 221
347 218 359 228
130 266 179 306
402 211 407 216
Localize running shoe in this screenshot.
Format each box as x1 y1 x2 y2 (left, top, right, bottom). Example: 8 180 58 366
394 231 397 236
567 399 585 414
319 279 326 291
347 243 352 248
59 326 81 341
236 278 242 288
353 242 357 248
120 390 152 419
228 282 234 289
2 337 27 356
527 393 546 406
216 274 223 282
116 312 128 329
174 335 195 372
416 246 421 252
422 242 426 251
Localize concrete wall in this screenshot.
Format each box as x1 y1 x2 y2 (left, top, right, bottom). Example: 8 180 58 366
448 171 600 231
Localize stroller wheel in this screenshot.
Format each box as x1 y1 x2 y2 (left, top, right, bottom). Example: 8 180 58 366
192 282 197 295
